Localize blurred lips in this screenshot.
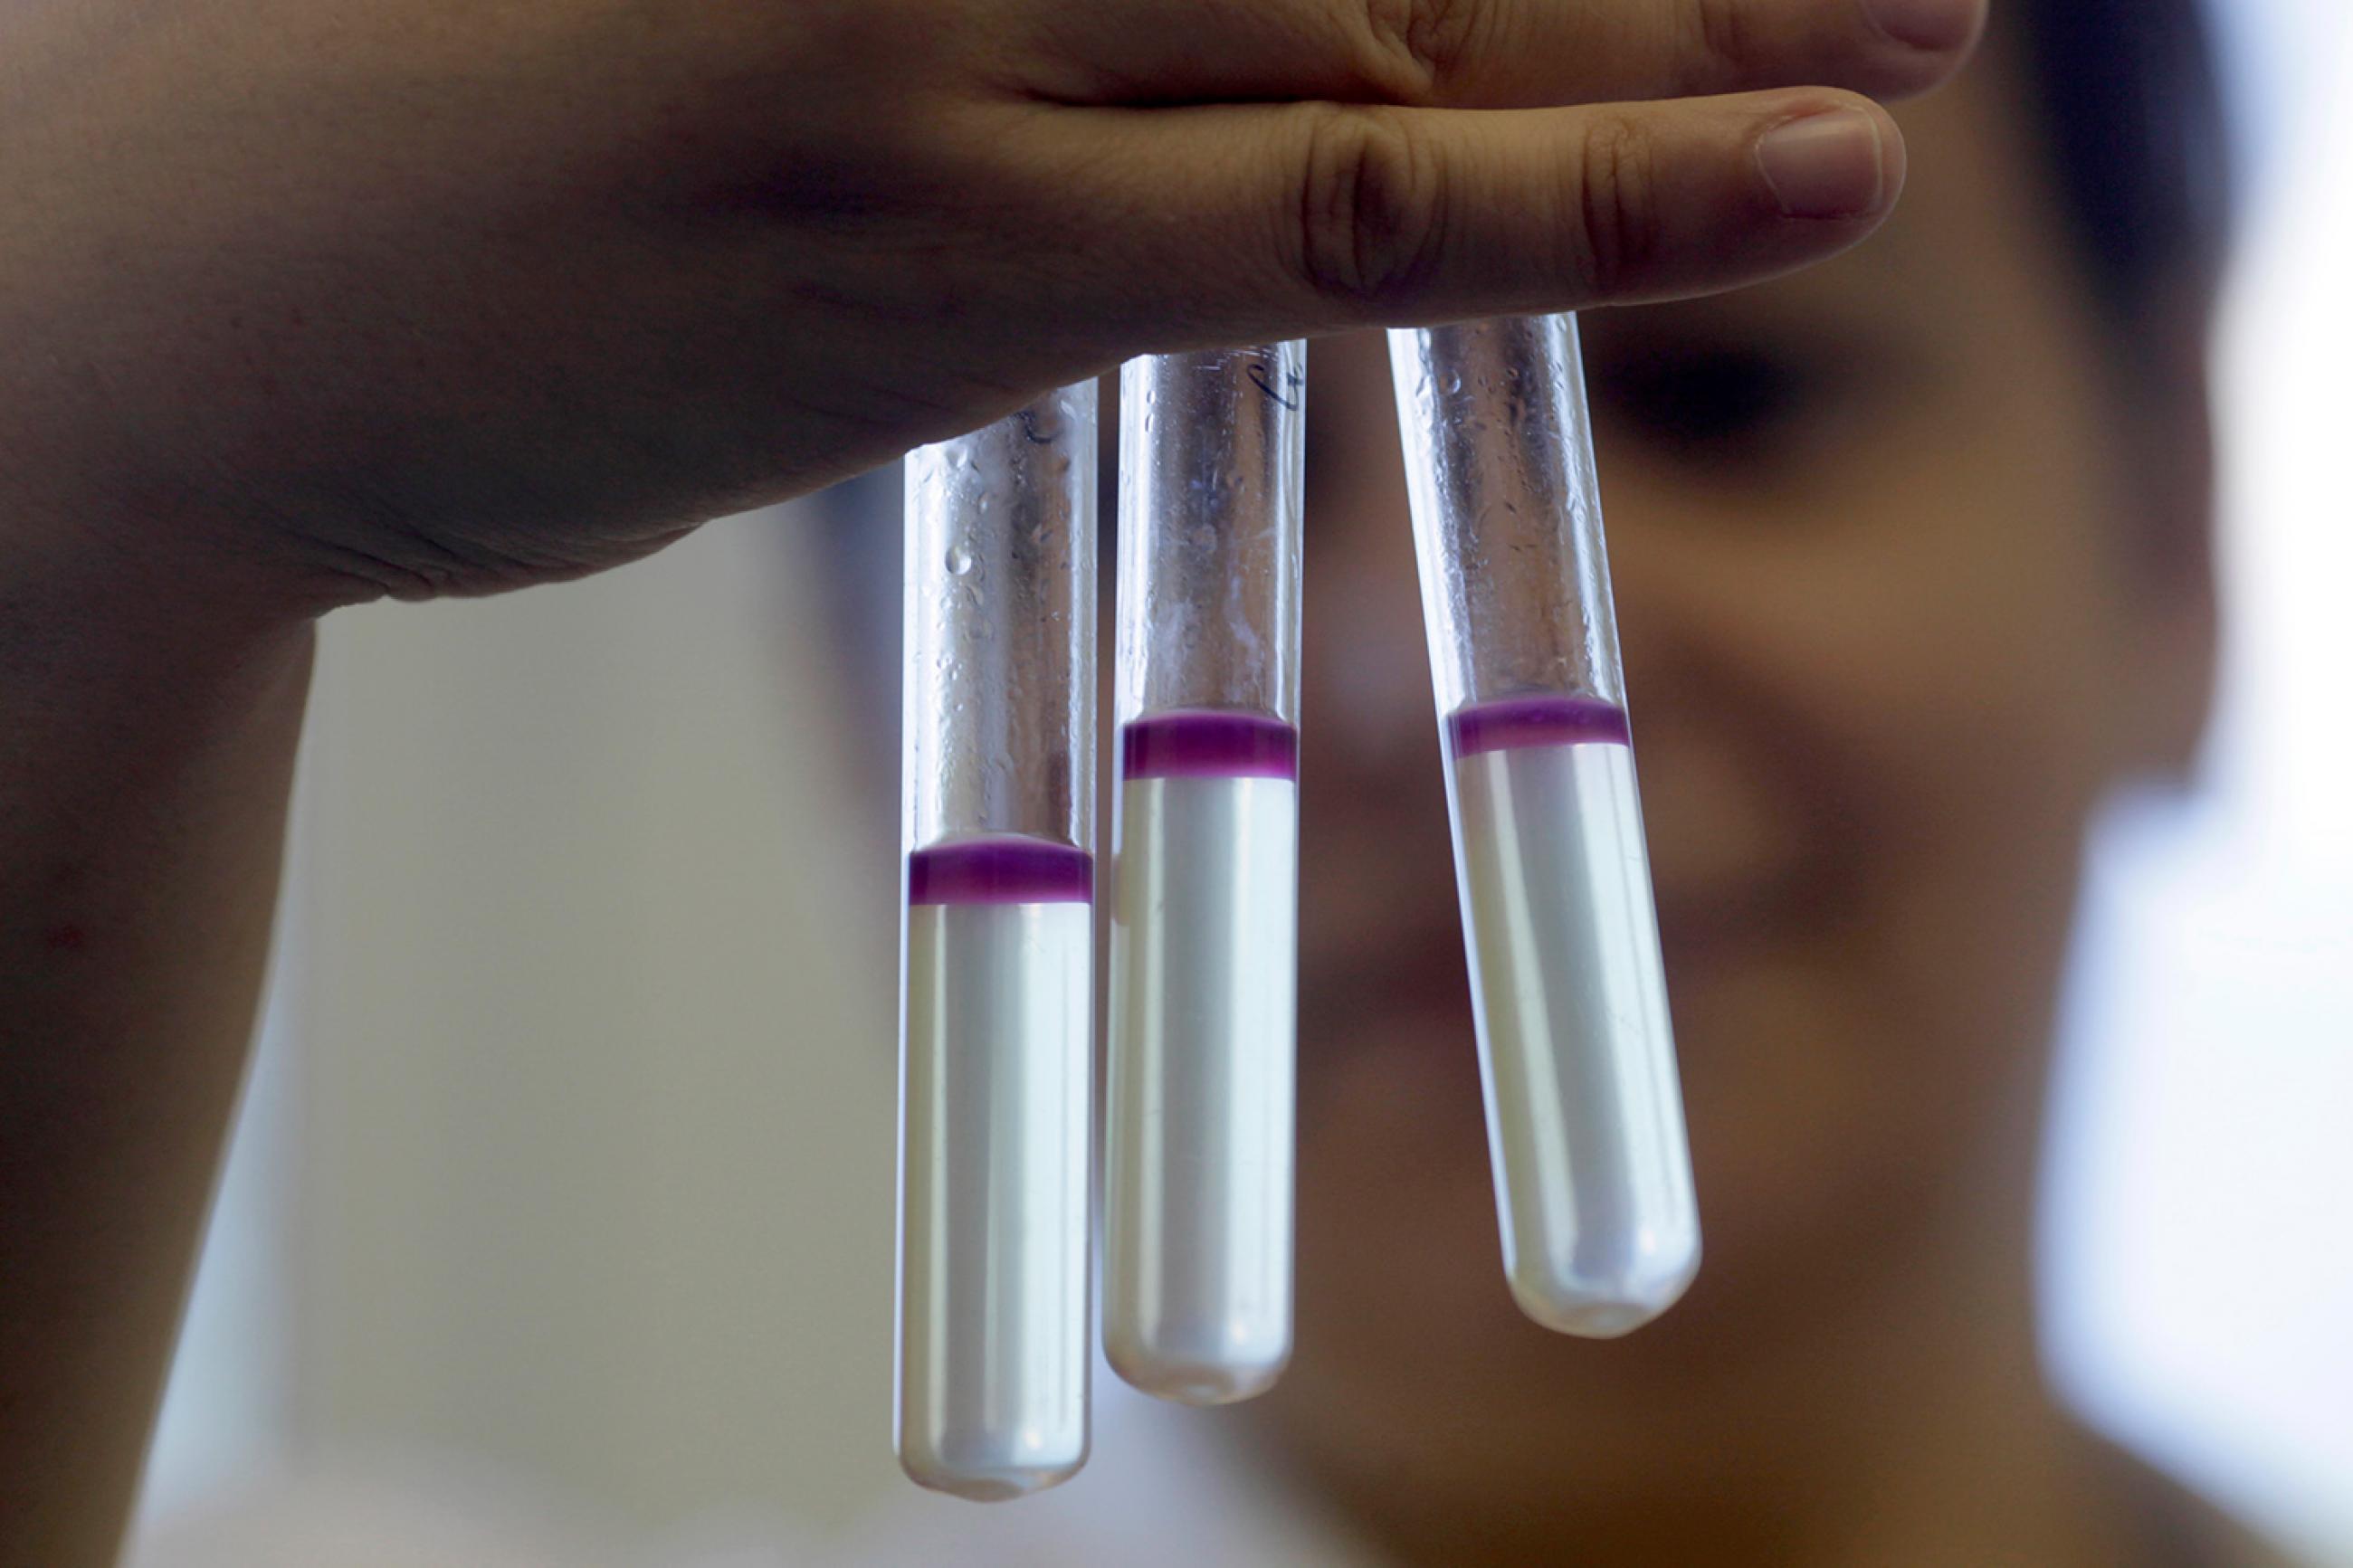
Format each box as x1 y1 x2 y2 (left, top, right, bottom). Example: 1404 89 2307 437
1301 910 1474 1065
1652 811 1853 978
1653 878 1784 973
1300 851 1809 1082
1310 908 1464 1010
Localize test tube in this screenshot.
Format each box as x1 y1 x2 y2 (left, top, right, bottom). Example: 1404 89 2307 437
898 383 1096 1498
1104 344 1305 1403
1389 317 1700 1338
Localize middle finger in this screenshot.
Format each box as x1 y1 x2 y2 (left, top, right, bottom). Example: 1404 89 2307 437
1003 0 1985 111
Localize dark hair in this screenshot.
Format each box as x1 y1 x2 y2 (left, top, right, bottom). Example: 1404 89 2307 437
2010 0 2234 347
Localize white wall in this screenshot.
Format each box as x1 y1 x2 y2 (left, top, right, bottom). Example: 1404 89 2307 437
2042 5 2353 1559
233 508 901 1535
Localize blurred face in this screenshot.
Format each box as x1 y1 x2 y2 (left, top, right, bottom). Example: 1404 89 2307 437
1253 55 2215 1526
830 39 2214 1542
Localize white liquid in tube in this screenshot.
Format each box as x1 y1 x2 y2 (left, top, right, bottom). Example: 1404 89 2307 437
1105 713 1298 1403
1391 318 1700 1338
899 385 1096 1497
1107 346 1304 1405
898 836 1092 1499
1444 698 1699 1335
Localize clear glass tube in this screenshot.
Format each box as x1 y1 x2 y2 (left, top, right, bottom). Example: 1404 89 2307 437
1104 344 1304 1403
1389 317 1700 1338
898 383 1096 1498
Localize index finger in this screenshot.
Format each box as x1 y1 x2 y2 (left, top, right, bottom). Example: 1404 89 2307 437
1006 0 1986 110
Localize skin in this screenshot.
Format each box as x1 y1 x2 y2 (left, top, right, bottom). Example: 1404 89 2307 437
1241 43 2226 1568
0 0 1986 1558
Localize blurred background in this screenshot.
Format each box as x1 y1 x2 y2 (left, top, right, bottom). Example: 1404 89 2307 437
130 0 2351 1561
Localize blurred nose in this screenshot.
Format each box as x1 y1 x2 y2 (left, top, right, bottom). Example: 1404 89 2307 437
1303 375 1433 792
1597 459 1824 935
1295 333 1460 945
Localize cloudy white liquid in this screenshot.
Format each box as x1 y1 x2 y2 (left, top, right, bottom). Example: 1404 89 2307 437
1105 763 1298 1404
1447 720 1700 1336
898 843 1091 1499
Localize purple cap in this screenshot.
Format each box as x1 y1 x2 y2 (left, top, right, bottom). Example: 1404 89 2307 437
1119 710 1299 781
1446 695 1631 756
907 837 1094 906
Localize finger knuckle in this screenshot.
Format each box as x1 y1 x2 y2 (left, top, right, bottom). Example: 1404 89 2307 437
1354 0 1481 99
1293 106 1447 307
1570 114 1661 296
1680 0 1759 89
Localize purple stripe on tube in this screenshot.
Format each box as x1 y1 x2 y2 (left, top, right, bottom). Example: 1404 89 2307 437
1445 695 1631 757
907 837 1094 905
1119 710 1300 781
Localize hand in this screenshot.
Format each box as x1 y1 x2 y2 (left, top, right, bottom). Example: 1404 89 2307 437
0 0 1980 617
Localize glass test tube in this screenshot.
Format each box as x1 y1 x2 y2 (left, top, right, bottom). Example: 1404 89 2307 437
1389 317 1700 1337
899 383 1097 1498
1104 344 1305 1403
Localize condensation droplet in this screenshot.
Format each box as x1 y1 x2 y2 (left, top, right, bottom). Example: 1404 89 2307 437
946 543 975 575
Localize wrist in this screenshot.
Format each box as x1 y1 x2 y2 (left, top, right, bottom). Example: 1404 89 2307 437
3 441 328 671
1 522 318 754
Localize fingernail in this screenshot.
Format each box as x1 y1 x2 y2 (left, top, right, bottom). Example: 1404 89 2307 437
1858 0 1981 51
1756 109 1889 220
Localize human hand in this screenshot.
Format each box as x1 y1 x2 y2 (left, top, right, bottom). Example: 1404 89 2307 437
0 0 1980 616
